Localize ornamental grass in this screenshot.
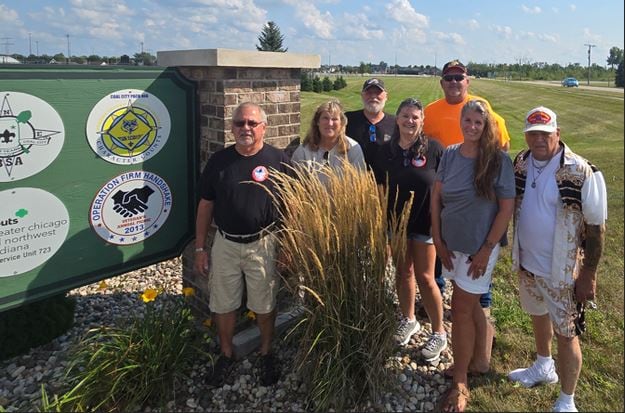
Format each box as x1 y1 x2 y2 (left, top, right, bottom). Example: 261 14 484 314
39 287 208 412
268 161 412 411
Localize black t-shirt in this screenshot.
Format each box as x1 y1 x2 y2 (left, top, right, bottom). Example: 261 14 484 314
199 144 291 235
373 138 444 236
345 110 396 168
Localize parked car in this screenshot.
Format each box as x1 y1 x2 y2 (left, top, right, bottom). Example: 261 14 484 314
562 77 579 87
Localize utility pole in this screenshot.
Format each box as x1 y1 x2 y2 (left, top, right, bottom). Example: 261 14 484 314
140 41 144 54
0 37 14 55
66 34 71 64
29 32 32 56
35 40 39 56
584 43 596 86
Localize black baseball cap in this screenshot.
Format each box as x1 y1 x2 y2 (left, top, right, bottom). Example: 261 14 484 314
362 78 386 92
442 60 467 75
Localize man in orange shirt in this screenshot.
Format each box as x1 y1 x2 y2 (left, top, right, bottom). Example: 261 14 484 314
424 60 510 151
424 59 510 373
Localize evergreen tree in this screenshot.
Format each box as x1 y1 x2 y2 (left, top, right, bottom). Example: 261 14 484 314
321 76 333 91
256 21 288 52
312 76 322 93
301 72 313 91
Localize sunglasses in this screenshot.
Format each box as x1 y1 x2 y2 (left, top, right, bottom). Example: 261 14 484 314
322 151 329 163
443 74 466 82
233 119 264 128
369 124 377 143
574 302 586 336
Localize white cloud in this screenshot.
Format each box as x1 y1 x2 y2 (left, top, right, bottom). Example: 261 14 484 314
433 31 465 46
385 0 428 26
0 4 19 22
342 13 384 40
521 5 542 14
492 25 513 39
468 19 480 30
582 28 601 43
283 0 334 39
569 4 577 11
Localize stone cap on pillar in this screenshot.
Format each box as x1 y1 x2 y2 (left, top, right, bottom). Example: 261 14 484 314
157 48 320 68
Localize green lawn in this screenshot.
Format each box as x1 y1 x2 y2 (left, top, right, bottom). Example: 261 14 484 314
300 76 624 412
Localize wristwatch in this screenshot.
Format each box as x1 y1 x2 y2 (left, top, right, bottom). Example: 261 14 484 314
194 247 206 252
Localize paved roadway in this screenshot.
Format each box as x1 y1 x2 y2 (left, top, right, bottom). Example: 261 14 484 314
521 80 624 94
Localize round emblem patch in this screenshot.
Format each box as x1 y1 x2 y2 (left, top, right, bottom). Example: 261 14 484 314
89 171 172 245
0 91 65 182
86 89 171 164
411 156 427 168
0 188 70 277
252 166 269 182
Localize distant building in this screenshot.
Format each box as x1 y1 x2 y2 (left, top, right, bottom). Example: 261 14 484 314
0 55 21 64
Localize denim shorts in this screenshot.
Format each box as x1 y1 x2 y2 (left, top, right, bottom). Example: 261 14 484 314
407 233 433 244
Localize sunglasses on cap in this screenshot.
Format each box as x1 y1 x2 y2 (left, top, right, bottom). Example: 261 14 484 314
233 119 264 128
574 302 586 336
443 74 466 82
369 125 377 143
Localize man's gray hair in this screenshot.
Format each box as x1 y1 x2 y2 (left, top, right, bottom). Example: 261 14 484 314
234 102 268 123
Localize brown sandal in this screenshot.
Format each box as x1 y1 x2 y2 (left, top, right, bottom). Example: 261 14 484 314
441 382 470 412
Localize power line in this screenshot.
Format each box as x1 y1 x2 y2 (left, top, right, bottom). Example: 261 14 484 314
0 37 14 55
584 43 596 86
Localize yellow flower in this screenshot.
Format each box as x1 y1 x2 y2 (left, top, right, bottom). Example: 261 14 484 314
245 310 256 320
140 288 159 303
182 287 195 297
97 280 108 290
202 317 213 328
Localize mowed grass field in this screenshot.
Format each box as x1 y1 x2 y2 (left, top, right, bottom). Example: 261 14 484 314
299 76 624 412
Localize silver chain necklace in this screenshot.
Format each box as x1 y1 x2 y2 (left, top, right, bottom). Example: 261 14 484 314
530 156 551 189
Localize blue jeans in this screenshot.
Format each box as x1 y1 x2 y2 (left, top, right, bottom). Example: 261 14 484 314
435 257 492 308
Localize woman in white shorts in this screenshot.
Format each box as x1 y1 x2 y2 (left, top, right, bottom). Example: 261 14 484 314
430 99 515 412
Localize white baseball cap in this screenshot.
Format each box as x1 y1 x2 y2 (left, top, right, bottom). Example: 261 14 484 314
524 106 558 133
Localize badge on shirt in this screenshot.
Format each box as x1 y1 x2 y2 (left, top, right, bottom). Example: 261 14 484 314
252 166 269 182
412 156 427 168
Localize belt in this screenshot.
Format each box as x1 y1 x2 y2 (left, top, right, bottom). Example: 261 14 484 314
218 228 267 244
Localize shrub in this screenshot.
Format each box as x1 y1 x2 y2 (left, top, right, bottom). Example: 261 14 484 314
312 76 322 93
41 287 208 412
321 76 333 91
268 162 411 411
0 294 75 361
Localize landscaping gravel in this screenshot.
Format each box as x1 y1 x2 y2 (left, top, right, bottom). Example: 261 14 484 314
0 257 456 412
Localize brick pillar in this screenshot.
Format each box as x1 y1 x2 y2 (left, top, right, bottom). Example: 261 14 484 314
157 48 319 317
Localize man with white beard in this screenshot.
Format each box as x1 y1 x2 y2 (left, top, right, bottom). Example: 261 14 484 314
345 78 396 169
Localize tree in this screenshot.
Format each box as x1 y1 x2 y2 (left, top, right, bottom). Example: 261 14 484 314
321 76 333 91
256 21 288 52
606 46 624 71
300 72 313 92
615 61 624 88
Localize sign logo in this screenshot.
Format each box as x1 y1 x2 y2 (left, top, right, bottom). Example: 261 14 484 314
89 171 172 245
0 188 70 277
0 92 64 182
86 90 171 164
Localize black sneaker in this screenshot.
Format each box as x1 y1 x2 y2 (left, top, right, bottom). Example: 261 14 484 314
206 354 234 387
259 353 280 386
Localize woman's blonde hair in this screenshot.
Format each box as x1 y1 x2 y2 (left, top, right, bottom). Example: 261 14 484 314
461 99 502 201
303 100 349 155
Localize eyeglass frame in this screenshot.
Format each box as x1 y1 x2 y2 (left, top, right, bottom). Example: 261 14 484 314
233 119 265 128
369 124 377 143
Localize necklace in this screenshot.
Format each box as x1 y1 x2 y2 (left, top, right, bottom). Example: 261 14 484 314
530 156 550 189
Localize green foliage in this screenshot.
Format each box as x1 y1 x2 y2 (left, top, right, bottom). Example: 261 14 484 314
333 76 347 90
269 163 411 411
607 46 624 69
256 21 288 52
615 61 624 87
301 72 313 92
40 291 208 412
312 76 322 93
0 294 75 361
321 76 333 92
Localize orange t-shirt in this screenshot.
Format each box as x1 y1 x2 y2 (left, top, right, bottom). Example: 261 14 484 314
423 94 510 148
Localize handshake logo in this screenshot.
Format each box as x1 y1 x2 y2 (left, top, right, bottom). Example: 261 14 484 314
111 186 155 217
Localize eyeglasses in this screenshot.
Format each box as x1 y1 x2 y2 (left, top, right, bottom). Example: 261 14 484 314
442 74 465 82
369 125 377 143
574 302 586 336
233 119 264 128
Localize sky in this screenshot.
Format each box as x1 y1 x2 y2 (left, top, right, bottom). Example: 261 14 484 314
1 0 623 67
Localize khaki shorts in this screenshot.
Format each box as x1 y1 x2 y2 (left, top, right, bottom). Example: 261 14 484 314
518 268 578 338
442 244 500 295
209 231 278 314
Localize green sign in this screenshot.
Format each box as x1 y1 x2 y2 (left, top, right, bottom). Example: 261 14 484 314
0 66 198 311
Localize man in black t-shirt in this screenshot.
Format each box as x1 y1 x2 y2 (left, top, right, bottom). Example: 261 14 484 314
345 78 396 169
194 102 290 388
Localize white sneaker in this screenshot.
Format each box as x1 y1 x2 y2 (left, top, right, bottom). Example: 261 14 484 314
552 399 578 412
395 317 421 346
508 359 559 387
421 333 448 361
